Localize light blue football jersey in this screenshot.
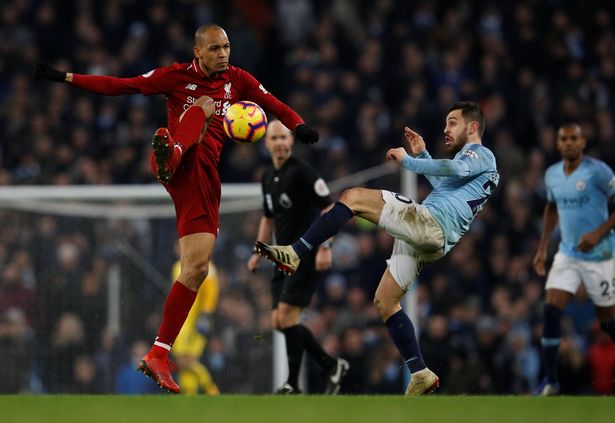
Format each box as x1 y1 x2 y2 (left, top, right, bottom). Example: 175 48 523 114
545 157 615 261
402 144 500 253
418 143 499 253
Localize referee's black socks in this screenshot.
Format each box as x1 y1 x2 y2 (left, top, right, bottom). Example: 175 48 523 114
301 325 337 371
282 325 304 389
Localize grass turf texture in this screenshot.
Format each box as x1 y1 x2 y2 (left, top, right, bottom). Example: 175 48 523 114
2 395 614 423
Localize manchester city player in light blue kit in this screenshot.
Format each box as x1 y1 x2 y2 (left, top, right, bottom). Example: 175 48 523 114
533 123 615 395
255 101 499 395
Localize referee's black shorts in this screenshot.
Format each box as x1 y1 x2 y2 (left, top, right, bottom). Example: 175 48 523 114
270 250 318 309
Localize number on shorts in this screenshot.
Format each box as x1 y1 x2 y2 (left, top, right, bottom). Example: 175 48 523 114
600 280 614 297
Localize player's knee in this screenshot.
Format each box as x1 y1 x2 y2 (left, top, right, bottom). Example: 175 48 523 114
181 261 209 290
277 305 300 328
373 295 395 321
195 96 215 117
339 188 362 210
373 296 385 319
271 313 281 331
277 310 291 328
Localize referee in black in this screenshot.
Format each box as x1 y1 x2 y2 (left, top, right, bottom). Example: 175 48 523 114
247 120 349 394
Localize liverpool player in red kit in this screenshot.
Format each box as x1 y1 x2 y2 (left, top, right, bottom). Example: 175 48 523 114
34 24 319 393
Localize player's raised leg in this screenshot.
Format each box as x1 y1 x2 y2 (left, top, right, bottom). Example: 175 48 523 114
255 188 384 274
151 96 214 184
375 267 439 395
138 232 215 393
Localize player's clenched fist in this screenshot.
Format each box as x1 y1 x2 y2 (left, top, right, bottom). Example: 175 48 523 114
404 126 426 155
294 124 319 144
386 147 408 162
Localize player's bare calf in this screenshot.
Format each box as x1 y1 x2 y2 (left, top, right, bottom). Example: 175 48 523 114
152 128 183 184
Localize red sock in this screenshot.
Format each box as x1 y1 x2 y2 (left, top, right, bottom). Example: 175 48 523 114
174 106 206 151
150 281 197 358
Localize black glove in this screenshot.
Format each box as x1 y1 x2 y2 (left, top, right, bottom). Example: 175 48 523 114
34 62 67 82
294 124 319 145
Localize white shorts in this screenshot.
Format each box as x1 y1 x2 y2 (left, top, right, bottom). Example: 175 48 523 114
546 252 615 307
379 190 445 292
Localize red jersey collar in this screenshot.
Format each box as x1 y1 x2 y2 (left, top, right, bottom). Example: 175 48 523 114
191 58 229 80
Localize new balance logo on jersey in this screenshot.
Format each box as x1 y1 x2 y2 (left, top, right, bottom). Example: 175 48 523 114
185 83 197 91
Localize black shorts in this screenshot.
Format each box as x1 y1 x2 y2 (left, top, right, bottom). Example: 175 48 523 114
270 250 318 308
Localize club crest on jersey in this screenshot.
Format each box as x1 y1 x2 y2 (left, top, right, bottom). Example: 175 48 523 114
224 83 232 99
279 193 293 209
576 180 586 191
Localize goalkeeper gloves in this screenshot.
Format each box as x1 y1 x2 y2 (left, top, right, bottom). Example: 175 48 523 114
294 124 319 144
34 62 67 82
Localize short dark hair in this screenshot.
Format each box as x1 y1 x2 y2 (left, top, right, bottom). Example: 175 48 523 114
447 101 485 137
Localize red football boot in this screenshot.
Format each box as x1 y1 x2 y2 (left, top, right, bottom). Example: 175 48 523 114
137 353 181 393
151 128 183 184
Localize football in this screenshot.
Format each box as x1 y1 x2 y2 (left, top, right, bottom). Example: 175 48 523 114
223 101 268 144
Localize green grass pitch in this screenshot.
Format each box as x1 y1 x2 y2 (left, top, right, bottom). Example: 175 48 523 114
2 395 614 423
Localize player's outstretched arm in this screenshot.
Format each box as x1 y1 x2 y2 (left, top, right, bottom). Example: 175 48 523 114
34 61 165 96
240 69 318 144
388 127 493 178
387 146 472 177
533 202 558 276
389 127 442 187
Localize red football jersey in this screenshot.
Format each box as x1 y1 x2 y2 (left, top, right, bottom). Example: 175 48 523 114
71 59 304 165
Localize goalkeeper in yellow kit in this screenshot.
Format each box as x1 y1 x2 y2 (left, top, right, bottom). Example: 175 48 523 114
171 259 220 395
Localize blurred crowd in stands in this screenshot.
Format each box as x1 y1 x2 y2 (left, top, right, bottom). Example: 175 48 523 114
1 0 615 394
